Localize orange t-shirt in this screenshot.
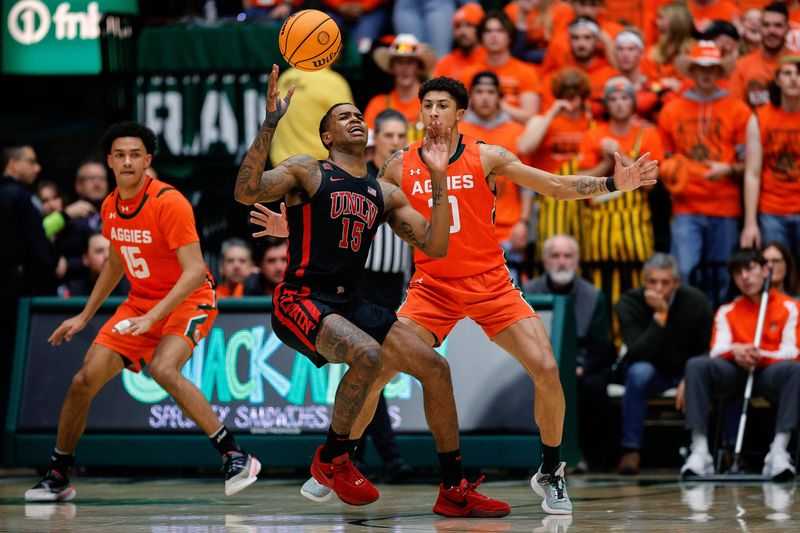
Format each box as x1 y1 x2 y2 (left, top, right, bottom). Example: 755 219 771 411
503 1 574 51
363 89 423 143
433 46 488 81
729 50 781 108
688 0 740 33
458 117 526 242
101 178 214 301
540 61 619 117
401 135 506 278
657 92 752 216
541 19 624 76
216 282 244 298
579 121 666 170
757 104 800 215
529 113 592 173
459 57 543 108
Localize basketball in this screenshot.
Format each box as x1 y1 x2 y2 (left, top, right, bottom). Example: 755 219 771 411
279 10 342 72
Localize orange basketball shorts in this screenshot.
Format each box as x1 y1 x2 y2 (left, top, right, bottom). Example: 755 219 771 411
396 264 537 346
94 291 218 372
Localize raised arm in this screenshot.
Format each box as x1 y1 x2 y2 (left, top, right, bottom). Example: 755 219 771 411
481 144 658 200
234 64 305 205
383 125 451 258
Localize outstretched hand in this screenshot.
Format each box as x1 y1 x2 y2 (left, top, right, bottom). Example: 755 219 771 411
264 64 295 128
250 202 289 238
420 123 452 175
611 152 659 192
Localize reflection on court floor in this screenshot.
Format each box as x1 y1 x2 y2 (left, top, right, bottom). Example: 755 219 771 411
1 475 797 531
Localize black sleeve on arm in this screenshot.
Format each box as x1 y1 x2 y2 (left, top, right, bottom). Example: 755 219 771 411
616 294 663 363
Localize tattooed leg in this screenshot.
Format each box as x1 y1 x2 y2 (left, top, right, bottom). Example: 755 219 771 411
316 314 383 434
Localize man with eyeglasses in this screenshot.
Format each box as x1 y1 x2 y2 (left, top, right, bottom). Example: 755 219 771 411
1 144 57 457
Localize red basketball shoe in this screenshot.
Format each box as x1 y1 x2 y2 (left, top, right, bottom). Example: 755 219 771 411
433 476 511 518
310 445 379 505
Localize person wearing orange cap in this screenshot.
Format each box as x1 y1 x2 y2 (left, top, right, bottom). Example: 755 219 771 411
657 41 753 308
432 3 487 81
729 3 791 108
578 76 663 325
740 54 800 261
459 10 543 123
364 34 437 144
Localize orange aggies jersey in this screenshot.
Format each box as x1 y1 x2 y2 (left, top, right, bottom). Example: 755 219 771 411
101 178 214 301
401 135 506 278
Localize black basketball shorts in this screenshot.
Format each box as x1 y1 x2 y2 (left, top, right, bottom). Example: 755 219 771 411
271 282 397 367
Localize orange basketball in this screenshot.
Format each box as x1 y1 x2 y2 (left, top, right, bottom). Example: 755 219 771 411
279 10 342 72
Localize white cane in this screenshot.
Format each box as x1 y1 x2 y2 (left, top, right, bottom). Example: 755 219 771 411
730 268 772 474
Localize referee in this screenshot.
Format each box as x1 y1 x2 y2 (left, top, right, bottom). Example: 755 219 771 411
354 109 413 483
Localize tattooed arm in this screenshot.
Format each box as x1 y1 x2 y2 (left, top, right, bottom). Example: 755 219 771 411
234 64 304 205
480 143 659 200
382 181 450 258
375 149 404 187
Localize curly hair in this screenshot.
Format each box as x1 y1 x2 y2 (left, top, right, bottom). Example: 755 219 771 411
551 67 591 100
418 77 470 110
100 121 157 156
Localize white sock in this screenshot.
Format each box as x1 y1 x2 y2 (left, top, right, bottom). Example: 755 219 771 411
771 431 791 451
691 430 709 455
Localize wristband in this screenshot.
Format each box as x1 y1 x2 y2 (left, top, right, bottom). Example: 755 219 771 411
605 176 617 193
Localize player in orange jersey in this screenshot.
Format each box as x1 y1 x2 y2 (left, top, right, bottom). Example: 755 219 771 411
24 122 260 503
287 77 659 515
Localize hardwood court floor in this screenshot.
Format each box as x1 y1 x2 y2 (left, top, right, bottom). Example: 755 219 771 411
0 474 798 532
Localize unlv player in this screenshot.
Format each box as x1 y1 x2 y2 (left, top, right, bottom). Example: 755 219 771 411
234 65 510 517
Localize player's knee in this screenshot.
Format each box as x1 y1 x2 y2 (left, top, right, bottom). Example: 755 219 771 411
425 354 451 384
148 360 180 389
531 348 559 378
69 370 95 397
351 344 382 379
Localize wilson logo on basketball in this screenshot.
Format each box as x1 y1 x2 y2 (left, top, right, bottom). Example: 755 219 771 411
317 31 330 45
312 47 340 69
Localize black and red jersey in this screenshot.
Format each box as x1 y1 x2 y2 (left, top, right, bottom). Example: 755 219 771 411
283 160 385 295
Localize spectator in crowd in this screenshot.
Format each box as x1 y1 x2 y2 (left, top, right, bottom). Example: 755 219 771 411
578 77 663 321
610 30 660 120
59 232 129 298
541 16 619 114
740 55 800 257
763 241 799 295
1 144 56 453
780 0 800 53
730 3 791 108
688 0 741 34
270 66 354 166
641 0 674 47
72 160 108 230
525 234 615 471
353 108 413 483
392 0 456 58
741 8 763 54
323 0 389 54
432 3 486 81
641 2 695 95
240 0 298 22
217 238 255 298
459 71 532 283
505 0 574 64
615 253 712 475
37 180 65 217
459 11 543 123
704 19 741 63
658 41 751 308
365 33 435 143
244 237 288 296
680 248 800 480
518 68 593 258
543 0 625 73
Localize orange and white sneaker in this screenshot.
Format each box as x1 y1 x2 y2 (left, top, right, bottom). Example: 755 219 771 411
433 476 511 518
310 445 379 506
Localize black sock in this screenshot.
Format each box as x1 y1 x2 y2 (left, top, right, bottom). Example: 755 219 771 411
209 425 242 457
438 449 464 489
49 449 75 477
348 439 360 459
541 444 561 475
320 427 350 462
